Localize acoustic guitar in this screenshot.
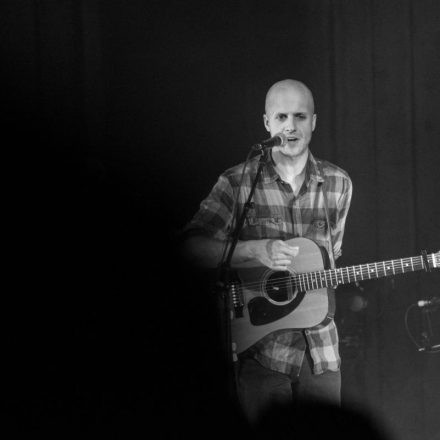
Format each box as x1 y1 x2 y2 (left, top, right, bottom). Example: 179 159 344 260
228 237 439 354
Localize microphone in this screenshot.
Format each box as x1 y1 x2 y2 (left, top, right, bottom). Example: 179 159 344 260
417 297 440 308
253 133 287 150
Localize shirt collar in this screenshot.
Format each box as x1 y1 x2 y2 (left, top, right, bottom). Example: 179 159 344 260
262 150 325 185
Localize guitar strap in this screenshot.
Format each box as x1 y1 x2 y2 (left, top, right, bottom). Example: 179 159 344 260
318 161 336 270
317 160 338 323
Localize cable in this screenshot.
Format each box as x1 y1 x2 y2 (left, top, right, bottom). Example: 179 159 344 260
404 304 440 354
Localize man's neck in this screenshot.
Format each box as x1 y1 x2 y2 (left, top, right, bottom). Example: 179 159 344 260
272 149 309 183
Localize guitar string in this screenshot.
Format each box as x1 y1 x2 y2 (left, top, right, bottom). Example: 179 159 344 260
237 261 433 293
238 257 428 291
233 255 436 292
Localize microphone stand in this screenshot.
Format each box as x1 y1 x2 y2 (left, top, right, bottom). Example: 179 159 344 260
216 145 269 403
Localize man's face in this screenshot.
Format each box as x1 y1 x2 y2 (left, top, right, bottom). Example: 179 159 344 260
263 87 316 158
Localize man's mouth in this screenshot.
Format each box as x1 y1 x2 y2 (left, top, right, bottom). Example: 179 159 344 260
287 136 299 142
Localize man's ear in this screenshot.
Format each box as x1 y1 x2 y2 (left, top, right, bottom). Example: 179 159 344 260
312 114 317 131
263 114 270 132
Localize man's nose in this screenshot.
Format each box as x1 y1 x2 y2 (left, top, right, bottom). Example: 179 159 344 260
284 115 296 132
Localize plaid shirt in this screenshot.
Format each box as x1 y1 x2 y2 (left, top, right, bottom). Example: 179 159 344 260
185 151 352 377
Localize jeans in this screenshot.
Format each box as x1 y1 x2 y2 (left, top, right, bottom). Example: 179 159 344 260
237 350 341 425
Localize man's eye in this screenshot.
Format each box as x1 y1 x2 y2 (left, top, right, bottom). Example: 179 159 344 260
277 115 286 120
296 114 306 120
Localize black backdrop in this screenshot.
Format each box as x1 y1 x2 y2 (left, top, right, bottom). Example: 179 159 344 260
2 1 440 438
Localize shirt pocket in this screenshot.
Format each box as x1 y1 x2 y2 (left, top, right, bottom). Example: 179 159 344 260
242 208 288 240
246 216 284 226
305 217 333 243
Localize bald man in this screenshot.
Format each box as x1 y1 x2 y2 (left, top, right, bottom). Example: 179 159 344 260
182 79 352 426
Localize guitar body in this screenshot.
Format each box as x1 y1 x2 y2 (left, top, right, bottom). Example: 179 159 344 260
230 237 334 354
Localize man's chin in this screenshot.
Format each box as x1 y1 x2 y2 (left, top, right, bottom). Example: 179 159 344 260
278 143 308 158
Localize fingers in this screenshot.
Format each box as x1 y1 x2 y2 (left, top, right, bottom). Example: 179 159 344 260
270 240 299 258
278 242 299 257
257 240 300 271
270 260 292 271
266 240 299 271
272 258 292 267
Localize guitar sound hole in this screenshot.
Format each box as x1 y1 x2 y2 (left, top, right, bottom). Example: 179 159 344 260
265 271 296 303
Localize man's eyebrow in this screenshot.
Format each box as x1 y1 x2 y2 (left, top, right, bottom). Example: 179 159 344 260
273 111 308 116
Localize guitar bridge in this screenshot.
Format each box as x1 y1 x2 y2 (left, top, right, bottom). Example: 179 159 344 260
229 282 244 318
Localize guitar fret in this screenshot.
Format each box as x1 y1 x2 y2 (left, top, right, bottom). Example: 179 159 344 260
330 269 334 287
387 261 392 275
352 265 357 281
331 269 337 286
349 266 353 280
401 259 407 274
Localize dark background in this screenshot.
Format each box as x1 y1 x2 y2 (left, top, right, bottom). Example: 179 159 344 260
2 1 440 438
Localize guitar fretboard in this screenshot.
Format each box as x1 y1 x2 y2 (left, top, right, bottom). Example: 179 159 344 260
295 253 438 292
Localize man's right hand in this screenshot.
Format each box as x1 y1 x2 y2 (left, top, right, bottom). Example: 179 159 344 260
182 236 299 271
238 239 299 271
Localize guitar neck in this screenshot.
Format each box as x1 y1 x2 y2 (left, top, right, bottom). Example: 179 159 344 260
297 253 438 292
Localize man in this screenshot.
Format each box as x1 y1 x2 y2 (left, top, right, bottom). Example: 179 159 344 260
182 79 352 425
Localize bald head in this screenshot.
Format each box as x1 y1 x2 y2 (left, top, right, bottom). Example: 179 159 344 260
265 79 315 116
